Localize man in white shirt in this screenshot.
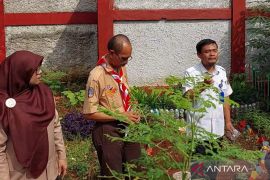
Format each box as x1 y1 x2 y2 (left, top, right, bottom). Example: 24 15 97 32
183 39 234 140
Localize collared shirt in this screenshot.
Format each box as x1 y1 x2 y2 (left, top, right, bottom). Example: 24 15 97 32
83 58 128 114
183 63 233 137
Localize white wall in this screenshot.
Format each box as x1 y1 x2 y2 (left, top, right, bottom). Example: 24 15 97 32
115 21 231 86
114 0 230 9
246 0 270 7
3 0 244 86
4 0 96 13
113 0 232 86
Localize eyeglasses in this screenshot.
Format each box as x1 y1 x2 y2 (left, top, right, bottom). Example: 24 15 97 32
36 68 42 75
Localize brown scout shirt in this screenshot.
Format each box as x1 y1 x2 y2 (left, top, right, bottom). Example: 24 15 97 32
83 61 129 114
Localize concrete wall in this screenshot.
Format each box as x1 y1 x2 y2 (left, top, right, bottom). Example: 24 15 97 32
5 25 97 70
5 0 262 86
4 0 97 72
4 0 96 13
115 21 231 86
114 0 231 86
114 0 265 86
246 0 270 7
114 0 230 9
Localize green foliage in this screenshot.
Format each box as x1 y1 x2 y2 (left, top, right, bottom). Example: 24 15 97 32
230 73 258 104
103 111 261 180
42 69 66 94
99 107 133 124
218 141 263 163
42 67 89 95
247 0 270 75
62 90 85 106
236 110 270 137
130 87 175 109
66 137 98 179
101 76 262 180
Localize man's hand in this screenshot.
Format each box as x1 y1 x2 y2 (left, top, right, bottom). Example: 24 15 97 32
195 77 214 94
203 73 214 85
225 122 234 132
122 111 140 123
204 77 214 85
58 159 67 177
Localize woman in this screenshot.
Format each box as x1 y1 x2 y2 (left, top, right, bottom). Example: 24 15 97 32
0 51 67 179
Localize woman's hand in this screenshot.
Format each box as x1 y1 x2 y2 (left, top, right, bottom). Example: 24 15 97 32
58 159 67 177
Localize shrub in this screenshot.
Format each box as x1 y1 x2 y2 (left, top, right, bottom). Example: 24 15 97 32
66 138 99 179
42 69 66 95
236 110 270 138
230 73 258 104
130 86 175 110
247 0 270 76
62 90 85 107
101 76 262 180
42 67 89 95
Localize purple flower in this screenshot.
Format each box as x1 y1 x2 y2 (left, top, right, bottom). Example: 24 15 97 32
61 112 95 140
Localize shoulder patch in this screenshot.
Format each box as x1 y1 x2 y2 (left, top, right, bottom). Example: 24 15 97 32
88 87 94 98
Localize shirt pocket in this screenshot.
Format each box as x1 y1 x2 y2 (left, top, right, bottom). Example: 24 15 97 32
102 86 123 109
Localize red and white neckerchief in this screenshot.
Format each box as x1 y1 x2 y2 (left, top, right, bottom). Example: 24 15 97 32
97 57 131 112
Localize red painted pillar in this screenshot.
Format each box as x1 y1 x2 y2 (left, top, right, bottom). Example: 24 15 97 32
231 0 246 73
98 0 114 58
0 0 5 62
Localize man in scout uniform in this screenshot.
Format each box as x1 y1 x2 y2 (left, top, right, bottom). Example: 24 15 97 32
83 34 141 177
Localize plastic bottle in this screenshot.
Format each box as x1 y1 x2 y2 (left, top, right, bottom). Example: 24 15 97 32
174 109 180 119
179 109 184 119
154 108 160 115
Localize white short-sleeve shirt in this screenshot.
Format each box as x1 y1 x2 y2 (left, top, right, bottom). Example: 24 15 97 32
183 63 233 137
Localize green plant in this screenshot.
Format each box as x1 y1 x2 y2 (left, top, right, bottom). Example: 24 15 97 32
42 69 67 95
42 67 89 95
230 73 258 104
247 0 270 75
66 137 99 179
130 86 175 110
101 76 262 180
62 90 85 106
236 110 270 138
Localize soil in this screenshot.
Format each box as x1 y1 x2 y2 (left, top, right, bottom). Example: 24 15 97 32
234 133 260 151
55 95 83 117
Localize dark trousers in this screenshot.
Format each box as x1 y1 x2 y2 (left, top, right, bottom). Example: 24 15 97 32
92 122 141 178
195 138 222 155
191 138 223 180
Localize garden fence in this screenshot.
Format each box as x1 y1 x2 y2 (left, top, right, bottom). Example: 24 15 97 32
246 64 270 110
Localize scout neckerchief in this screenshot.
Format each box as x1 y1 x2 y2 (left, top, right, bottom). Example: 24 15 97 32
97 57 131 111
